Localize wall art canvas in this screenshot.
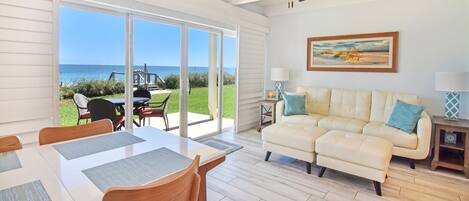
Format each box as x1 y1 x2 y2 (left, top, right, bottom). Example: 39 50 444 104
307 32 398 72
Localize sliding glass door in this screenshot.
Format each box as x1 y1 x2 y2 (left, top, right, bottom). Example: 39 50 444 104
133 17 181 133
59 4 236 137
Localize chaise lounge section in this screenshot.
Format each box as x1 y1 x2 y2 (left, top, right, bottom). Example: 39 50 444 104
272 86 432 168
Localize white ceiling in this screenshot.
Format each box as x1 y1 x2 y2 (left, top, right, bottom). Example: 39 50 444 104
224 0 380 16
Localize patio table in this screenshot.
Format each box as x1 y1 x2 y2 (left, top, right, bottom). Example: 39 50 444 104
107 97 150 127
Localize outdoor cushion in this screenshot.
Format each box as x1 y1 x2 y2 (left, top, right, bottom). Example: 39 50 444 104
318 116 367 133
281 114 324 126
363 122 418 149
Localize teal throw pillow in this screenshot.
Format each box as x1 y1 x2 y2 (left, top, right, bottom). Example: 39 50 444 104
387 100 424 133
283 94 305 116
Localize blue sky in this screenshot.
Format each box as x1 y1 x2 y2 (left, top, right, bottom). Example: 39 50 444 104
60 6 236 67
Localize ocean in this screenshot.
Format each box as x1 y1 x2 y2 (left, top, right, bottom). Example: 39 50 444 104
60 64 236 83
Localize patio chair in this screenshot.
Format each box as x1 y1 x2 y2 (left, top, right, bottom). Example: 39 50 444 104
138 94 171 130
133 88 152 115
103 155 201 201
73 93 91 125
0 136 22 153
87 99 125 131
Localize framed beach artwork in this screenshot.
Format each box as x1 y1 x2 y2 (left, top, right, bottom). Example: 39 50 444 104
307 32 398 72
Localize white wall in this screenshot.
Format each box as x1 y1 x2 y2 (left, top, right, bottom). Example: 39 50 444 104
266 0 469 118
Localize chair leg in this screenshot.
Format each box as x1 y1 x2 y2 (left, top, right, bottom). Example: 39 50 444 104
318 167 326 177
409 159 416 169
373 181 382 196
264 151 272 161
306 162 312 174
163 115 169 131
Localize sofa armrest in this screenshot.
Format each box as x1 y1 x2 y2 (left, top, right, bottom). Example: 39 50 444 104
275 100 284 124
414 111 432 160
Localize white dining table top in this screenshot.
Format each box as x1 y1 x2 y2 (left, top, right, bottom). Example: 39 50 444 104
0 126 225 201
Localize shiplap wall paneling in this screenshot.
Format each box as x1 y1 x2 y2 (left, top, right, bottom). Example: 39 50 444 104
235 26 265 132
0 0 56 144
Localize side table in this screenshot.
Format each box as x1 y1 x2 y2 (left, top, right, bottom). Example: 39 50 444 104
257 100 279 132
431 116 469 178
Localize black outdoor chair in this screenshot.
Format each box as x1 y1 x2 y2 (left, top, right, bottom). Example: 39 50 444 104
87 99 125 131
133 88 152 115
72 93 91 125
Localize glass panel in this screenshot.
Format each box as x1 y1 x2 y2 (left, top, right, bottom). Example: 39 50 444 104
186 28 221 138
222 35 237 131
133 17 181 134
59 6 125 127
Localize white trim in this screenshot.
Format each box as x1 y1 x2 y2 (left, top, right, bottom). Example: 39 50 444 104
234 25 241 133
179 24 189 138
218 32 224 133
124 14 134 130
51 0 60 126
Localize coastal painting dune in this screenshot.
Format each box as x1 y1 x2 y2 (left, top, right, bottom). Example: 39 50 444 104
307 32 398 72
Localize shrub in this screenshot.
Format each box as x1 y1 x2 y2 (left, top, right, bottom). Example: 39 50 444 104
60 79 125 99
163 73 235 89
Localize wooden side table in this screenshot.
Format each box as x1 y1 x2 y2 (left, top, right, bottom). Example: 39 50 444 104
431 116 469 178
257 100 279 132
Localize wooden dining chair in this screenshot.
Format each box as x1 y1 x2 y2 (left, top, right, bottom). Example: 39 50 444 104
38 119 113 145
0 136 22 153
102 155 201 201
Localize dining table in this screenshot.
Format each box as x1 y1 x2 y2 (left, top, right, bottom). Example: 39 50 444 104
0 127 225 201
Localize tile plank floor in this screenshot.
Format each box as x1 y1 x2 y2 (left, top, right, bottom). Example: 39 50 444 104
205 130 469 201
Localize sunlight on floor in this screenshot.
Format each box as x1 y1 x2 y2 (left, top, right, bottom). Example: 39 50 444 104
143 112 234 139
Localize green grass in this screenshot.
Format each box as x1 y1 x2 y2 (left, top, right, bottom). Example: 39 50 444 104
60 85 235 126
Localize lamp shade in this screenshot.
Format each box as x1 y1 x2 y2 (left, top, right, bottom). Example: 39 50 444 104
435 72 466 92
271 68 289 82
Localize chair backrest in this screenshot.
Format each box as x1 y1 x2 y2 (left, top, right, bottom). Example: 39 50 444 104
87 99 120 123
39 119 113 145
103 155 201 201
73 93 90 115
161 94 171 113
134 88 152 99
0 136 22 153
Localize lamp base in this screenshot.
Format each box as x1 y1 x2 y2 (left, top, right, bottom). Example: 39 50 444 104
274 82 285 99
444 92 461 121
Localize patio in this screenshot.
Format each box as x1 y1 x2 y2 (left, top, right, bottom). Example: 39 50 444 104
143 112 234 139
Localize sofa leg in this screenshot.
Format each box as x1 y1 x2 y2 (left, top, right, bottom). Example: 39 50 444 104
373 181 382 196
318 167 326 177
264 151 272 161
409 159 416 169
306 162 311 174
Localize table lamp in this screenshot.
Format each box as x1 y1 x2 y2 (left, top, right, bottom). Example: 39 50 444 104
271 68 289 96
435 72 467 120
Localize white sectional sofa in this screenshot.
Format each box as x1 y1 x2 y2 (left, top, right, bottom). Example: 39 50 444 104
273 86 432 168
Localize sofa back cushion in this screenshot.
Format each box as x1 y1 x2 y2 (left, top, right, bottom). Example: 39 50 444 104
329 89 372 122
296 86 331 115
370 90 421 123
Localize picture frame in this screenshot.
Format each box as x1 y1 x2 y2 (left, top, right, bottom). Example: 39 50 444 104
265 90 279 101
307 32 398 72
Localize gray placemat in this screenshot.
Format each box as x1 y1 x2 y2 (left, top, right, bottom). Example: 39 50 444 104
0 180 51 201
0 152 22 173
53 132 145 160
82 147 192 192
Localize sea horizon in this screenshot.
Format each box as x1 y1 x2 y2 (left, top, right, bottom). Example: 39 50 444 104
60 64 236 83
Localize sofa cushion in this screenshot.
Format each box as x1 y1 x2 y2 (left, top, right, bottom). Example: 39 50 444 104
283 94 306 116
318 116 367 133
329 89 371 122
387 100 423 133
281 114 324 126
370 90 421 123
363 122 418 149
315 130 393 170
296 87 331 116
262 123 327 152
